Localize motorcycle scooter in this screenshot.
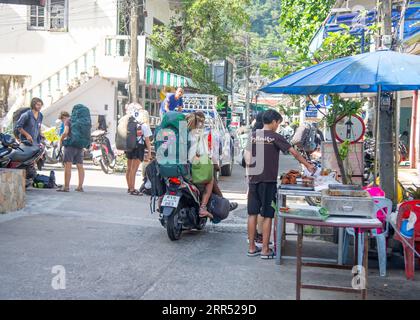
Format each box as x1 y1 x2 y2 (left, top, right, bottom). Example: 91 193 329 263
0 133 45 187
159 176 208 241
90 130 116 174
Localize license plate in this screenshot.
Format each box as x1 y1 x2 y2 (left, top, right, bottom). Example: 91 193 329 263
161 195 181 208
92 150 101 158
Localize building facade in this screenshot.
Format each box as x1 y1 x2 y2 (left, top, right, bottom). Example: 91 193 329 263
0 0 189 140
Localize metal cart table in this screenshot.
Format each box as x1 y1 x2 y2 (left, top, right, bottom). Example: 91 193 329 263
275 188 329 265
286 216 382 300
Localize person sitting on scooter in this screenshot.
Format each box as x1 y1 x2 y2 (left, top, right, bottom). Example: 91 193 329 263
186 112 238 221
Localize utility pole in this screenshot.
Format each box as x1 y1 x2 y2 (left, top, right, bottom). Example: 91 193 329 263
245 34 250 127
378 0 396 203
129 0 139 103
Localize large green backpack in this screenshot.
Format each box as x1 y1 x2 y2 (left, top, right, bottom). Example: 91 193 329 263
63 104 92 149
154 112 191 179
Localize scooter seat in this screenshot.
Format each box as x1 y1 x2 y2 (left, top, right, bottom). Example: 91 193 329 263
91 130 106 138
8 145 40 162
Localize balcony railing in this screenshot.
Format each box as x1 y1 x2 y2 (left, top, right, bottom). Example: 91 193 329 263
104 35 159 61
28 46 98 108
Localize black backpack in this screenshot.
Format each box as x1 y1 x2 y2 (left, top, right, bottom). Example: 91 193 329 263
33 171 57 189
145 160 166 197
12 107 31 139
145 160 167 214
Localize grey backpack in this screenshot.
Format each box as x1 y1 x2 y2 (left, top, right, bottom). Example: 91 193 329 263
291 123 316 152
208 194 230 221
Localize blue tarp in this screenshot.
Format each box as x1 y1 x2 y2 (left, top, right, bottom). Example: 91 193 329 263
324 1 420 42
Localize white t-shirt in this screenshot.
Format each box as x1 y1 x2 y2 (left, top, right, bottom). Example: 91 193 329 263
137 123 152 145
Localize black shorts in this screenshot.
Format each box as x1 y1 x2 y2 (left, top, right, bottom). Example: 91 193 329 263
126 145 145 161
63 146 84 165
247 182 277 218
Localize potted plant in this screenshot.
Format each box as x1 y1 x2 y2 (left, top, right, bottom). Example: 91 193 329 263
407 184 420 200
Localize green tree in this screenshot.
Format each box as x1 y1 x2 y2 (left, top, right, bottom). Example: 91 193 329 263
0 75 25 118
258 0 335 79
150 0 250 96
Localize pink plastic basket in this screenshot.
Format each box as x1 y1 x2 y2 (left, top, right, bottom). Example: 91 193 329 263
363 186 385 198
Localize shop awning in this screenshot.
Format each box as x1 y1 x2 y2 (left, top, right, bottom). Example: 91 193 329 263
146 66 195 88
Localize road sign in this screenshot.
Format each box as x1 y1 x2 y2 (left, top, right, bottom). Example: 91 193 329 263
334 115 366 144
305 104 319 119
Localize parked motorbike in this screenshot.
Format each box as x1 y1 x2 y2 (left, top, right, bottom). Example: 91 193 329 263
0 133 45 187
36 138 63 170
90 130 116 174
159 176 207 241
363 135 408 185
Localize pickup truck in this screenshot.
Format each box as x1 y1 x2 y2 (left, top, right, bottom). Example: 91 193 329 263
182 94 234 178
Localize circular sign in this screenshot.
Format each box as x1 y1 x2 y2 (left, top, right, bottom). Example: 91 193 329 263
334 115 365 144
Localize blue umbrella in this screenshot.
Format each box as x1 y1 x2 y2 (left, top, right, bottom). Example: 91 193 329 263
260 50 420 95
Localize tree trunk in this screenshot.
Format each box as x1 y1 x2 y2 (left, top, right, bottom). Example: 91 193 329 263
330 123 349 184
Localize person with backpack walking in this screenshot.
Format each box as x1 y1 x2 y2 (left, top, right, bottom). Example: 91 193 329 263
15 97 44 145
245 110 315 259
58 111 70 135
57 104 92 192
125 104 152 196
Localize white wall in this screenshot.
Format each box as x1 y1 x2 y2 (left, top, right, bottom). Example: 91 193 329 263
43 77 117 143
0 0 118 86
144 0 173 35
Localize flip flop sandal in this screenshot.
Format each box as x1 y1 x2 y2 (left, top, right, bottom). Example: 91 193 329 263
130 190 142 196
261 249 275 260
75 187 84 192
56 188 69 192
247 247 262 257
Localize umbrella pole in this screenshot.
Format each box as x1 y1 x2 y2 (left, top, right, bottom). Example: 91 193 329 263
395 92 401 201
373 86 382 187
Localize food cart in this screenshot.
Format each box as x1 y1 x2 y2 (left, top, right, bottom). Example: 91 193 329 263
275 183 382 299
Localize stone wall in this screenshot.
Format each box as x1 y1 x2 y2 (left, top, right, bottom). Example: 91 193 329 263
0 169 25 214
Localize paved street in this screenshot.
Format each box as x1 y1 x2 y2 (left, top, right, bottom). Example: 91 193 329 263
0 155 419 300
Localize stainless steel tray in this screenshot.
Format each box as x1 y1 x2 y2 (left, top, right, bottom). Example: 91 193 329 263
279 207 328 221
280 184 315 191
328 184 362 191
321 190 374 218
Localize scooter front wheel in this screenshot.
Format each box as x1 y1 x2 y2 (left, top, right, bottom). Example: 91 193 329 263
99 158 111 174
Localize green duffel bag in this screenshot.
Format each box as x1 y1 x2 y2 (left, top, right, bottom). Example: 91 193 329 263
191 155 214 184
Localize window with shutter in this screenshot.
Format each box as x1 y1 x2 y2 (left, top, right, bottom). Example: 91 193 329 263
27 0 68 32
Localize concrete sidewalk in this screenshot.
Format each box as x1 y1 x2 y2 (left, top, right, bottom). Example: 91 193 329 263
399 168 420 188
0 161 418 300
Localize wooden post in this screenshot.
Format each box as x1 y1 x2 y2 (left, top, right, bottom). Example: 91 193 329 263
129 0 139 103
378 0 396 202
410 91 418 169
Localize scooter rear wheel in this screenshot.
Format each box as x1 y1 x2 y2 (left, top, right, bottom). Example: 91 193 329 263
167 207 184 241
